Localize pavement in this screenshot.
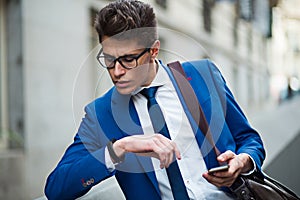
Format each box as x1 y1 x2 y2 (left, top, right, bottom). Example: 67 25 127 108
249 95 300 167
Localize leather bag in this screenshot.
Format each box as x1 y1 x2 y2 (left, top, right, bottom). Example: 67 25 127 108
167 60 300 200
230 171 299 200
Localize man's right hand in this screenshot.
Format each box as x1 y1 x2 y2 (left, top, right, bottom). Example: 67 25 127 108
112 134 181 169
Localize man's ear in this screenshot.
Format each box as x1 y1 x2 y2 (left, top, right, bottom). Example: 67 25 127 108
150 40 160 58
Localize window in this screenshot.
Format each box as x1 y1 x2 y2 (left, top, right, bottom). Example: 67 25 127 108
233 2 239 46
0 0 7 149
0 0 24 149
90 8 99 50
238 0 254 21
203 0 215 33
155 0 167 9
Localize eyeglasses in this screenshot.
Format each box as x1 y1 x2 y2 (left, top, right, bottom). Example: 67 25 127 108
96 47 151 69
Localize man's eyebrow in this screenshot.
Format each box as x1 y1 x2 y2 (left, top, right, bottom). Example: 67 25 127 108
103 52 139 58
102 52 115 58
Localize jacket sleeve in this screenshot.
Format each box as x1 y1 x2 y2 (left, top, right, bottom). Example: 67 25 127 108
207 59 266 172
44 102 115 200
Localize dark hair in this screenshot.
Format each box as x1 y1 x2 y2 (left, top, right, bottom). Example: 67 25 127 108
94 0 158 47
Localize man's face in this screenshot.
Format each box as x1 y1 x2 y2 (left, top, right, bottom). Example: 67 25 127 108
101 37 158 95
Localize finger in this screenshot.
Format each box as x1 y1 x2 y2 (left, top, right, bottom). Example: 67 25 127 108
210 168 240 186
152 142 167 168
211 167 239 179
203 172 236 187
217 150 235 163
158 138 183 168
129 135 171 168
137 152 156 158
153 138 173 168
156 139 176 166
159 137 181 160
171 141 181 160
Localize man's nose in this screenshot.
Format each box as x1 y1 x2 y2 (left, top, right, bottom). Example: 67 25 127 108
113 61 126 76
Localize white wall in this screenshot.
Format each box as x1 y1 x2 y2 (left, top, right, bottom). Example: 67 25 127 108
22 0 107 198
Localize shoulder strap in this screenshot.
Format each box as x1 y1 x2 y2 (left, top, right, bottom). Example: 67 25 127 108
167 61 220 157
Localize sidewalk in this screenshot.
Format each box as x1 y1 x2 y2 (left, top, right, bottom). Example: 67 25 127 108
250 95 300 166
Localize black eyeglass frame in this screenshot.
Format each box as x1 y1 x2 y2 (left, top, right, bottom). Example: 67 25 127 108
96 47 151 70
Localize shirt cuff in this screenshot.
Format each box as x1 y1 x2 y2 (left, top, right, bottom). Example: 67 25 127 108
240 153 257 176
105 146 116 172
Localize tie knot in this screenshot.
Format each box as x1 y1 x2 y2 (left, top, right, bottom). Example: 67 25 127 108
140 86 159 99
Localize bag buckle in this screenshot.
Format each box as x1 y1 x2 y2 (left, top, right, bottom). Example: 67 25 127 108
230 177 255 200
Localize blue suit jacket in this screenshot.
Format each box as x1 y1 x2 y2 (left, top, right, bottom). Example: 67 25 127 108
45 59 265 200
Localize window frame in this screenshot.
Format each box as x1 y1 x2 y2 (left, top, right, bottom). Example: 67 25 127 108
0 0 8 150
0 0 24 149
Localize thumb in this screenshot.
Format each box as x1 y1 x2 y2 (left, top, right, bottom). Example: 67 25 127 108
217 150 235 163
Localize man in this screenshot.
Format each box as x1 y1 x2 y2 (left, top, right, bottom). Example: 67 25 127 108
45 0 265 199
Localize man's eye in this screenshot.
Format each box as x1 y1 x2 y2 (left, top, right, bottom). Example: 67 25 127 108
105 56 115 62
121 57 135 63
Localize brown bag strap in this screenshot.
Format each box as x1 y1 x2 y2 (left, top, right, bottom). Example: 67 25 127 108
167 61 220 156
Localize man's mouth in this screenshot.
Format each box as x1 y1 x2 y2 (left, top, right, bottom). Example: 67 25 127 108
115 80 130 88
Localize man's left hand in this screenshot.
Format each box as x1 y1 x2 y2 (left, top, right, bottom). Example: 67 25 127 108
202 150 254 187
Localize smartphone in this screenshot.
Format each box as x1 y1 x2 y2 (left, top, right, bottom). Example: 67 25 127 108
208 164 229 175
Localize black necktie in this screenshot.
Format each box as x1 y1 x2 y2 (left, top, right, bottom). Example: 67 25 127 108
140 86 189 200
